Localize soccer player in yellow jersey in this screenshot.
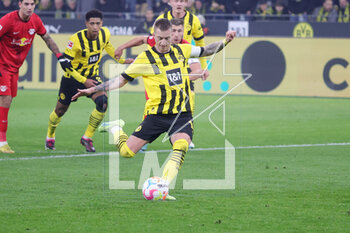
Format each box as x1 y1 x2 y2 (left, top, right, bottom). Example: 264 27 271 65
115 18 208 150
151 0 207 69
72 19 236 199
45 9 132 152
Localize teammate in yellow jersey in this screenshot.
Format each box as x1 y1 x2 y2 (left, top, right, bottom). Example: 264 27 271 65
151 0 207 69
115 18 208 84
72 19 236 199
45 9 132 152
115 18 209 150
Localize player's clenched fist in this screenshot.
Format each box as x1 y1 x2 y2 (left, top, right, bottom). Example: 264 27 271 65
225 30 236 44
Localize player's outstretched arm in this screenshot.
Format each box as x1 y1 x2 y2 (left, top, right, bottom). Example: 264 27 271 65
115 36 148 60
71 76 129 101
41 32 61 55
40 32 88 83
200 30 236 57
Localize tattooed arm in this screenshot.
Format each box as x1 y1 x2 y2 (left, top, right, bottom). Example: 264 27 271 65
200 41 226 57
71 76 129 101
93 76 129 92
40 32 61 55
199 30 236 57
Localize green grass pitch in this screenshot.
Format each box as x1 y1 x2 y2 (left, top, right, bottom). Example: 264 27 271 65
0 90 349 232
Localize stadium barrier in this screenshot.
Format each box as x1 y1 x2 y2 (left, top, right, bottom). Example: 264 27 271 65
19 34 350 98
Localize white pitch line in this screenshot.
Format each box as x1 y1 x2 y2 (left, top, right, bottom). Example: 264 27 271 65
0 152 107 161
0 142 350 162
236 142 350 149
154 142 350 153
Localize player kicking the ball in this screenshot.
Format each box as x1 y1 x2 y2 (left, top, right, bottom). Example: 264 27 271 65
72 19 236 199
114 18 209 151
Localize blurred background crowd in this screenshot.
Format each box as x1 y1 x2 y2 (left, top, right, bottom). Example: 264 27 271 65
0 0 349 23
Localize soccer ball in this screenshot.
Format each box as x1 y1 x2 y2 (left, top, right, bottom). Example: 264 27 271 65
142 177 168 201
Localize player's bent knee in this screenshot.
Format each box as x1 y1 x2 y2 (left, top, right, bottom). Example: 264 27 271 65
55 106 68 117
95 95 108 113
119 144 135 158
173 139 189 152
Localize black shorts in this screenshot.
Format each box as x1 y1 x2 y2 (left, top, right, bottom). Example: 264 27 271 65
132 112 194 143
58 76 102 105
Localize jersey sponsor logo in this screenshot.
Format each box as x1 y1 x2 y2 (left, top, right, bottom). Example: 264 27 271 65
28 28 35 35
11 37 33 47
11 37 33 46
166 68 182 86
0 85 7 92
88 54 100 65
67 40 74 49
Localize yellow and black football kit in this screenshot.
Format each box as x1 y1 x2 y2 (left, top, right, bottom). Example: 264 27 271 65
64 27 116 83
58 27 119 104
116 44 200 186
47 27 121 144
152 10 206 68
120 44 197 142
122 44 194 116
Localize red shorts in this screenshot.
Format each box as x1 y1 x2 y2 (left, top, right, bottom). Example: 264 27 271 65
0 66 18 98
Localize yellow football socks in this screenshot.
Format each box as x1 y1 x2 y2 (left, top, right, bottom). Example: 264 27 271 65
47 111 62 138
162 139 189 184
84 109 105 138
114 130 135 158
